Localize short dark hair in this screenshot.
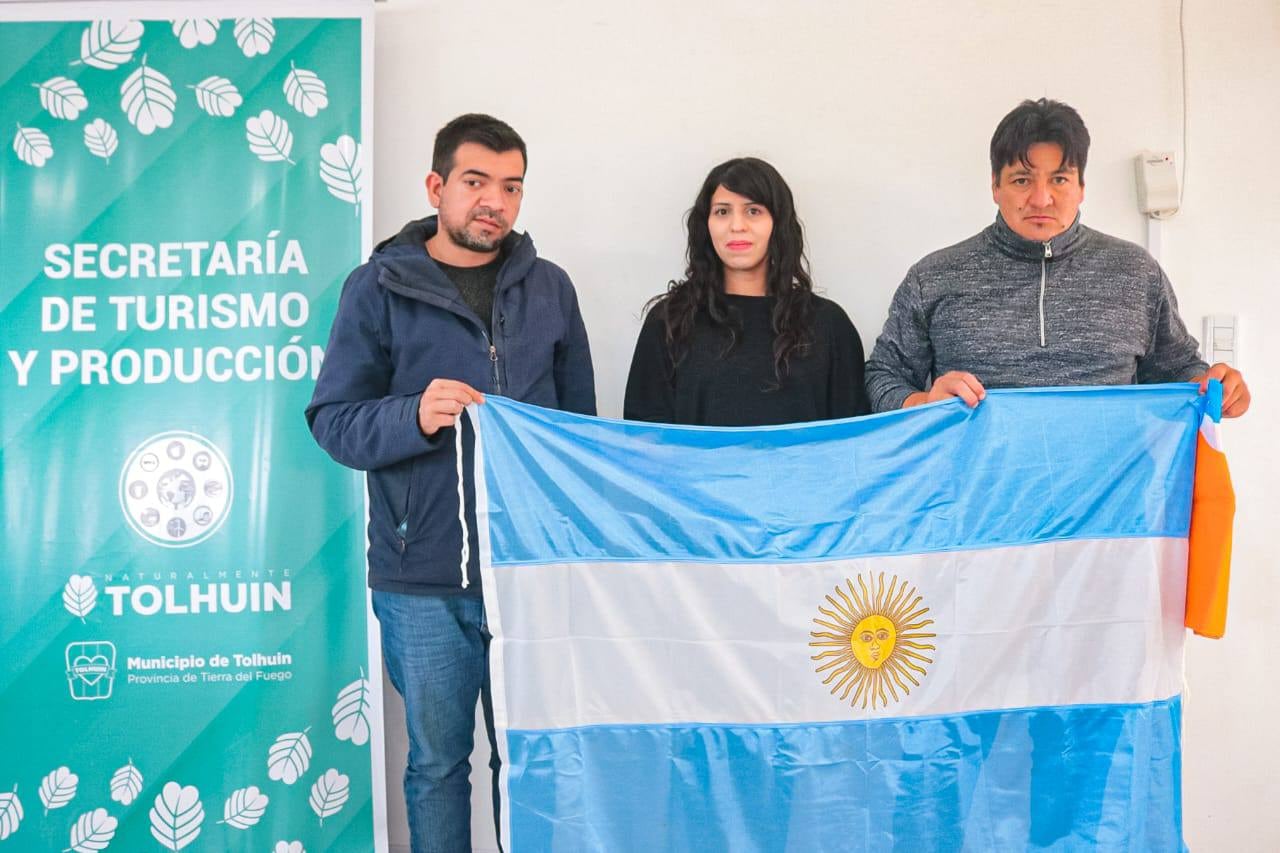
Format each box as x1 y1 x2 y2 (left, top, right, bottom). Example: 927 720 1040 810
990 98 1091 184
431 113 527 180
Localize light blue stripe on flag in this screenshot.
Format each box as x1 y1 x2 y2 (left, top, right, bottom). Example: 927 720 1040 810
506 697 1183 852
476 385 1206 565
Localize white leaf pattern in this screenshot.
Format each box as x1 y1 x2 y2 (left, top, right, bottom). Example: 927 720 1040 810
245 110 294 164
319 135 364 213
36 77 89 121
219 785 269 830
13 125 54 168
0 785 22 841
190 76 242 118
267 728 312 785
63 574 99 619
77 20 143 70
233 18 275 58
67 807 118 852
307 769 349 826
39 766 78 814
283 62 329 118
332 672 372 746
171 19 219 49
120 56 176 136
109 759 143 806
148 782 203 851
273 842 304 853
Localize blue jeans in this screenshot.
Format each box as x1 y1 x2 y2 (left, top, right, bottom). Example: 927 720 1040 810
373 590 501 853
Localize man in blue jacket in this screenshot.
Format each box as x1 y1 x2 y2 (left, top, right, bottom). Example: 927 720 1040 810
307 113 596 852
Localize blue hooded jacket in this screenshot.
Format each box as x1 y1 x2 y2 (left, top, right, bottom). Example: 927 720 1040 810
306 216 596 594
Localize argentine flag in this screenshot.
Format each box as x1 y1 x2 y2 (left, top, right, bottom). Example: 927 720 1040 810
471 384 1232 852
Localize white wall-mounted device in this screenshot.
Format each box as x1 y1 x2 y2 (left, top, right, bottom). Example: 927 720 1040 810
1135 150 1180 217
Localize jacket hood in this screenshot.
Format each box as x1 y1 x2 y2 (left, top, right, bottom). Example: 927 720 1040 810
372 215 538 302
987 212 1087 261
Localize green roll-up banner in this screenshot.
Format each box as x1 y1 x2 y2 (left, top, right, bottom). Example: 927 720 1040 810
1 4 381 851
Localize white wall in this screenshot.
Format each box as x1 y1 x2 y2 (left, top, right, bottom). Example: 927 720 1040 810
372 1 1280 850
1160 3 1280 848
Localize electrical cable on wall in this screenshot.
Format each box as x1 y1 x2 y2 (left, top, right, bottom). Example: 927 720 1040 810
1151 0 1190 221
1179 0 1188 207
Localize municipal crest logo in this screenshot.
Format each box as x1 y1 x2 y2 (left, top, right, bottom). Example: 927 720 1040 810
119 431 233 548
810 573 936 710
65 640 117 701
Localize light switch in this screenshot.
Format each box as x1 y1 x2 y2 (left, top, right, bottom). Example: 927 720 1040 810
1202 315 1239 367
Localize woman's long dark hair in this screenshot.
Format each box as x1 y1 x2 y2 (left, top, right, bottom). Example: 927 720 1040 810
649 157 815 385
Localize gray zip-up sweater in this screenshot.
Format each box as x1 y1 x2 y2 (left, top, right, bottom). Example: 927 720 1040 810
865 214 1208 412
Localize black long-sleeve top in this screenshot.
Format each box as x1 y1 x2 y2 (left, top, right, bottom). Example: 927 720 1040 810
623 293 869 426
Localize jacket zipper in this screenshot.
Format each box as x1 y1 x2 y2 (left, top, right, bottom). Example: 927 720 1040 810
1039 241 1052 347
397 497 411 554
486 309 504 395
487 339 501 394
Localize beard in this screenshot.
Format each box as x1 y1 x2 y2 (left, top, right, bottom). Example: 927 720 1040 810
444 209 508 253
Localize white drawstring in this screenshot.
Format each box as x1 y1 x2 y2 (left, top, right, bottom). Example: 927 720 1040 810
454 415 470 588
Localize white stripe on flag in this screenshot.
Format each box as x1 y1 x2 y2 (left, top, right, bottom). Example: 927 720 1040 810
491 537 1186 730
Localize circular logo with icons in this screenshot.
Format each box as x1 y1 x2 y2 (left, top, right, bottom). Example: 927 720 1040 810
119 431 233 548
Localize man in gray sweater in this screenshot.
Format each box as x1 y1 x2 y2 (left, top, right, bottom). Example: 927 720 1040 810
865 98 1250 417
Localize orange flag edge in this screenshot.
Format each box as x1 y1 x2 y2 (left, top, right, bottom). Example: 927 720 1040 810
1185 426 1235 639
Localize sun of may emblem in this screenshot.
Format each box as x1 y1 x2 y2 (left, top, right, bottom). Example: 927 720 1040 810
810 573 937 710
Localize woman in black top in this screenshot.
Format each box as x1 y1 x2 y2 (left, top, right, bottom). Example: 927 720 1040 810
624 157 869 426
